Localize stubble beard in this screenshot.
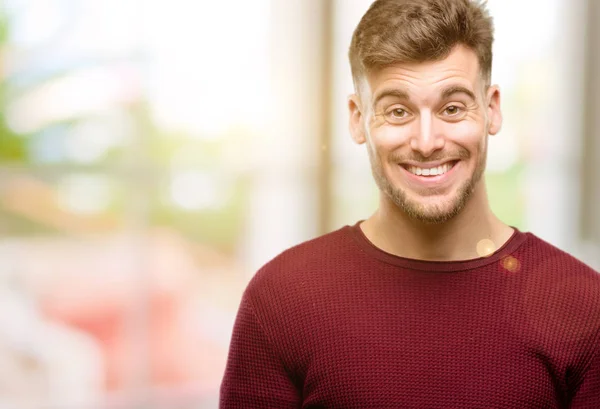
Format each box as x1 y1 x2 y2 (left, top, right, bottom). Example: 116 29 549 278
367 142 487 224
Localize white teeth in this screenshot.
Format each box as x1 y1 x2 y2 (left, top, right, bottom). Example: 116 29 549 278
408 162 454 177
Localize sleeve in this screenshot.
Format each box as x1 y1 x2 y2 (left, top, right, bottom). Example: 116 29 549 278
220 294 301 409
570 345 600 408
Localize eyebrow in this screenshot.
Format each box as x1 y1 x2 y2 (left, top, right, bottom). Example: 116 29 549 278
440 85 477 101
372 85 477 109
372 89 411 110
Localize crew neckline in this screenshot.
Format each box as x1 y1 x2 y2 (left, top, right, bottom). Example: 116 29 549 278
346 220 529 272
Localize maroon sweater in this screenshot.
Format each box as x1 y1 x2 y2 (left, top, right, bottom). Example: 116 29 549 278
221 223 600 408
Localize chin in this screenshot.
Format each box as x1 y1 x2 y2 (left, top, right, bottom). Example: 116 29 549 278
407 208 463 224
384 182 473 224
400 199 466 224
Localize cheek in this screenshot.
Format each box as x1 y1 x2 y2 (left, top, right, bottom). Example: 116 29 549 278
441 121 485 148
368 124 414 152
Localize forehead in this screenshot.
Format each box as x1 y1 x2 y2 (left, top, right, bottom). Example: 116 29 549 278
360 45 483 102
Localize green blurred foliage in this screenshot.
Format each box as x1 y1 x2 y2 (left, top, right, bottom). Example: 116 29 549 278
0 8 27 163
487 163 525 229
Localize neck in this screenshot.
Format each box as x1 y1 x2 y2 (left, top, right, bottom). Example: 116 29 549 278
361 181 513 261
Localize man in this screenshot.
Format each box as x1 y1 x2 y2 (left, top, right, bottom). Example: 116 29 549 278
220 0 600 407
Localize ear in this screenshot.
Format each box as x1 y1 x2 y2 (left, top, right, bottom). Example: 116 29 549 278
348 94 366 144
486 85 502 136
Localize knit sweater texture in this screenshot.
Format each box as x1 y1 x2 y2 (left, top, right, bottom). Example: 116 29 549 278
220 222 600 408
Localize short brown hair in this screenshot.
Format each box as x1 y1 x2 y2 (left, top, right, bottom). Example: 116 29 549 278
349 0 494 87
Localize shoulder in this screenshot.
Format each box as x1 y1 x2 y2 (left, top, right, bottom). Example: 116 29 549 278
517 233 600 307
245 225 358 301
516 233 600 343
237 225 361 350
519 232 599 279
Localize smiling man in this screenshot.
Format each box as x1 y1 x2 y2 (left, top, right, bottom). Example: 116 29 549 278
349 42 514 261
220 1 600 408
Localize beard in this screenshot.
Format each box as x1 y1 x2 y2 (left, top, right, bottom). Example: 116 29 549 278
367 141 487 224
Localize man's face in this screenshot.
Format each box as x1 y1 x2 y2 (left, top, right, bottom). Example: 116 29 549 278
348 45 502 224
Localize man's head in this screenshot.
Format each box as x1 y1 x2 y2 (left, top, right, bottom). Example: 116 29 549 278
349 0 494 90
347 0 502 224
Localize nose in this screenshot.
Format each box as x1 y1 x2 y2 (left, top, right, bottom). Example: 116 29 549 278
409 113 445 157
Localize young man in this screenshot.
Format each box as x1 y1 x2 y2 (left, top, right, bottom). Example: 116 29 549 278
220 0 600 407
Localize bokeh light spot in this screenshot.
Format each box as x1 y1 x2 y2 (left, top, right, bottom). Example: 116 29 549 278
476 239 496 257
502 256 521 273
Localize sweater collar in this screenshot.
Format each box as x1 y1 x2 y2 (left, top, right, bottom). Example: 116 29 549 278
347 220 529 272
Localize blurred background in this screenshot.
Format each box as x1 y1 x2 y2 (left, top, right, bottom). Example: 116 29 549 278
0 0 599 408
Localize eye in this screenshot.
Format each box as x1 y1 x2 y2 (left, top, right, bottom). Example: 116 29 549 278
383 107 412 124
443 105 463 116
391 108 408 118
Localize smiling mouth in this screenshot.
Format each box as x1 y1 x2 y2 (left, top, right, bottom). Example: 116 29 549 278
401 160 459 177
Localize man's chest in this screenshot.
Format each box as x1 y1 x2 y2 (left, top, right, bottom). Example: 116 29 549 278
301 339 560 408
294 307 567 408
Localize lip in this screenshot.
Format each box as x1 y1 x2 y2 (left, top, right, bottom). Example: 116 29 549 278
400 159 459 168
399 160 461 187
